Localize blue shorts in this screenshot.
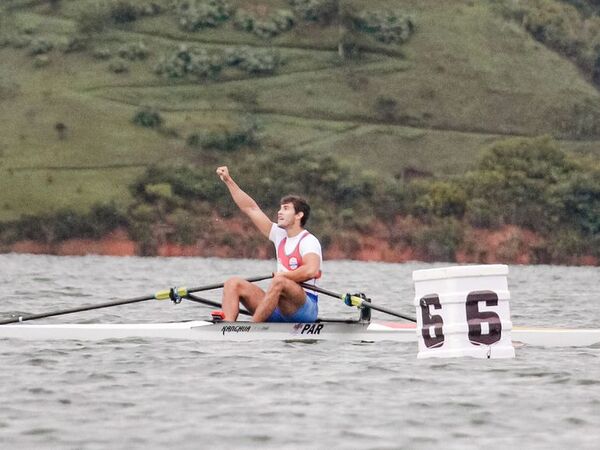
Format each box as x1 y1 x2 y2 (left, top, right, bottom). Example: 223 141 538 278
267 292 318 323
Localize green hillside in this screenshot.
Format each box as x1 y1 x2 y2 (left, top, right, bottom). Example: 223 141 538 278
0 0 599 220
0 0 599 263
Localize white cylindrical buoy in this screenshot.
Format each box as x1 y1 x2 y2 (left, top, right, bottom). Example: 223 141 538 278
413 265 515 359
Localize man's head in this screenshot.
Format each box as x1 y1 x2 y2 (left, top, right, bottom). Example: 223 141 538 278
278 195 310 229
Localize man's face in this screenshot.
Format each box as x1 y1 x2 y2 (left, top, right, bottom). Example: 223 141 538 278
277 202 300 229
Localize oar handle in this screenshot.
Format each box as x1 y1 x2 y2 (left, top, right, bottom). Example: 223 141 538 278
300 282 416 323
185 274 274 294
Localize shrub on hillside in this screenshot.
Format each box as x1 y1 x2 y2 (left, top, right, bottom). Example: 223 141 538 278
8 34 32 49
233 9 295 38
87 203 129 237
123 138 598 261
155 45 222 80
0 80 21 101
238 48 281 74
108 59 129 73
272 9 296 32
132 105 163 128
187 117 260 151
593 49 600 84
77 0 163 34
92 47 112 59
117 41 149 60
187 127 255 152
11 214 54 242
398 136 598 242
522 0 584 57
168 209 199 244
563 0 600 17
28 38 53 55
18 24 37 35
236 151 377 214
464 198 503 229
288 0 339 24
58 35 88 53
408 179 467 221
374 95 398 121
127 202 158 255
108 0 139 23
174 0 232 31
370 182 410 224
559 169 600 235
9 204 127 243
77 4 112 34
33 54 50 68
227 88 259 107
48 0 62 10
248 20 279 39
222 46 248 66
144 183 175 202
142 1 164 16
498 0 600 86
352 9 415 44
223 46 281 74
107 0 163 23
130 165 228 205
543 229 589 263
232 10 254 31
569 99 600 138
462 137 576 231
128 150 379 230
413 218 464 262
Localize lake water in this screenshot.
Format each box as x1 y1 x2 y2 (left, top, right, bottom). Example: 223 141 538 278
0 254 599 449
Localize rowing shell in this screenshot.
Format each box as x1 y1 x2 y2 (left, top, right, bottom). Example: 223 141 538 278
1 320 599 347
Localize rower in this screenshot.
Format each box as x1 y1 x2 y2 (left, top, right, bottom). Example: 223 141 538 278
215 166 323 323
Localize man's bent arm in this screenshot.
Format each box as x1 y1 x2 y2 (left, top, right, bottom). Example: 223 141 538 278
276 253 320 283
216 166 272 237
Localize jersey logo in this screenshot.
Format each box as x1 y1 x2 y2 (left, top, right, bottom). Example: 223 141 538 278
289 257 299 270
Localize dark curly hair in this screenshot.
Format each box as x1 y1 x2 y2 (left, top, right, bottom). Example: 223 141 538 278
280 195 310 227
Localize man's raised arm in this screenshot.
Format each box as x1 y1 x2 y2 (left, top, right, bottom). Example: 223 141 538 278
216 166 272 237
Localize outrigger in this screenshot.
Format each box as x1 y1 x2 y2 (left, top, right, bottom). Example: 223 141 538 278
1 273 599 347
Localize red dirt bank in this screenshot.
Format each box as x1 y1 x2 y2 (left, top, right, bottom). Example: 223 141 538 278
4 226 597 266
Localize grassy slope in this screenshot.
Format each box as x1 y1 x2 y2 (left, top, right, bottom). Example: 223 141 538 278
0 0 599 222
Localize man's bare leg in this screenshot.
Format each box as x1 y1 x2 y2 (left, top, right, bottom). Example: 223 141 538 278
222 277 266 321
252 275 307 322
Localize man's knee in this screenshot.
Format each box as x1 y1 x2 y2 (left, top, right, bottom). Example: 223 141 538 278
224 276 246 293
269 274 287 292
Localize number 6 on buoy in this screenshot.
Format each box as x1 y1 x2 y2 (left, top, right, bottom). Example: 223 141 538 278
413 265 515 359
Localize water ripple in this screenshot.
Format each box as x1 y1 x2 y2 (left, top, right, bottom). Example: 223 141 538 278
0 255 599 448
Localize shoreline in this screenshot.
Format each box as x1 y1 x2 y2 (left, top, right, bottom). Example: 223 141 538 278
2 227 598 266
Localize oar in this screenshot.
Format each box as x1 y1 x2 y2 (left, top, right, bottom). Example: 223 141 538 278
0 274 272 325
185 293 251 317
300 283 416 322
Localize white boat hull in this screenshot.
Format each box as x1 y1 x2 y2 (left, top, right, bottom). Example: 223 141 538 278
511 326 600 347
1 321 599 347
0 321 416 342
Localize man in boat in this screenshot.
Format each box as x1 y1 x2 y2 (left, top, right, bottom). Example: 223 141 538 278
216 166 322 323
